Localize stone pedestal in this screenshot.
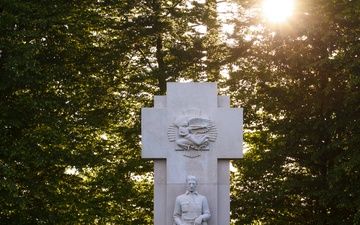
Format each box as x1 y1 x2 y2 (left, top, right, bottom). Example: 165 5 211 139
142 83 243 225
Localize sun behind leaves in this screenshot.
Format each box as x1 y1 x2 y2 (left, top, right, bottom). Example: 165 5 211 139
262 0 294 22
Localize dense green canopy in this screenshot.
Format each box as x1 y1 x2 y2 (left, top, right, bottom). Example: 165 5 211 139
0 0 224 223
229 0 360 224
1 0 359 224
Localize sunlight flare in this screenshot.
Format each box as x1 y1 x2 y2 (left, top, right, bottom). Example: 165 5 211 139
262 0 294 22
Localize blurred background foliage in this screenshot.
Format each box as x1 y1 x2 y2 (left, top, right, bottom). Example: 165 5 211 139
1 0 359 224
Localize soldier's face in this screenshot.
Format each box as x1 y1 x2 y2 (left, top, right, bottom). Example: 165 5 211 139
187 180 197 192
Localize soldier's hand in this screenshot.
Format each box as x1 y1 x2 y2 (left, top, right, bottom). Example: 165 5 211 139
194 216 203 224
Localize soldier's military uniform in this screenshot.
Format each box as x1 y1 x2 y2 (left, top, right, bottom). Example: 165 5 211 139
173 191 211 225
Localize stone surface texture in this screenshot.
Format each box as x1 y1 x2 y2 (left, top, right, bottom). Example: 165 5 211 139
142 82 243 225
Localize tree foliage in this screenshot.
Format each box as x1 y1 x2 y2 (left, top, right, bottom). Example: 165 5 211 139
2 0 359 224
0 0 226 224
229 0 360 224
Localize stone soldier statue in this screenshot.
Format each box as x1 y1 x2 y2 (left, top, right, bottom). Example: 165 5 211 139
173 175 211 225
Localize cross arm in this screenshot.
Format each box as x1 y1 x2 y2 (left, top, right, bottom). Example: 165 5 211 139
141 108 169 159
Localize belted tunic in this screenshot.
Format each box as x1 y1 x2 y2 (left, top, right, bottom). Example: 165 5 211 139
173 191 211 225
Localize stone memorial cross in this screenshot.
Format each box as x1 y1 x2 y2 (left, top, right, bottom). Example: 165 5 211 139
142 82 243 225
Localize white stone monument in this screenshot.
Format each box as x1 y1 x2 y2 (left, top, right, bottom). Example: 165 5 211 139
142 82 243 225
